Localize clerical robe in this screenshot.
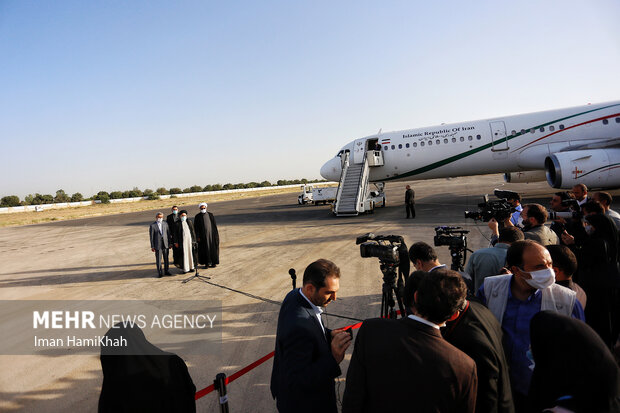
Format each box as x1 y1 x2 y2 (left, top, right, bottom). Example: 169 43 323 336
194 211 220 266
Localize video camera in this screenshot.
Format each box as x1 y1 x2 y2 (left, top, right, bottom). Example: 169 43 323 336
356 233 408 319
356 233 404 264
434 226 469 250
464 189 518 222
548 199 582 220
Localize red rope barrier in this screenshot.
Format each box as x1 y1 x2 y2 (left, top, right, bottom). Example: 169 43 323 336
195 320 365 400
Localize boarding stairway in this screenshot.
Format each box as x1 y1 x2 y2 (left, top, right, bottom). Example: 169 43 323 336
334 151 371 216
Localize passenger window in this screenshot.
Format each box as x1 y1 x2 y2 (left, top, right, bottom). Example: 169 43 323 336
436 139 440 145
398 144 403 149
616 118 620 123
460 137 464 142
420 142 425 147
428 141 433 146
511 130 516 135
530 128 535 133
540 127 545 132
452 137 457 143
444 139 448 144
413 142 418 147
559 124 565 129
476 135 481 140
549 125 555 131
520 129 525 134
406 143 410 148
384 145 388 150
391 145 395 150
468 136 473 141
603 119 609 125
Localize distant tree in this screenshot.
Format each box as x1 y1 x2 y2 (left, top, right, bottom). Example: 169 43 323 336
70 193 83 202
260 180 271 187
143 188 154 196
127 187 143 198
245 182 258 188
24 194 34 205
94 191 109 201
169 187 182 195
156 187 169 195
203 185 213 192
0 195 21 207
98 193 110 204
301 178 308 184
36 194 54 204
189 185 202 193
182 187 192 193
147 193 160 200
54 189 70 203
211 184 223 191
110 191 123 199
223 183 235 190
276 180 287 186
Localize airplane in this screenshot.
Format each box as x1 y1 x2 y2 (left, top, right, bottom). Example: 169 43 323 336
320 100 620 192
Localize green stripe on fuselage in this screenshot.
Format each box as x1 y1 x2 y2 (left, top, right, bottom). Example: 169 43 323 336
382 103 620 182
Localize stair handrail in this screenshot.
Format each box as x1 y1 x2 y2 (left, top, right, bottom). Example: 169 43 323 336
334 151 350 213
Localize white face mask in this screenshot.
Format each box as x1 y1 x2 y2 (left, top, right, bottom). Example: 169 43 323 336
181 216 187 222
200 209 207 214
157 218 163 223
521 267 555 290
585 225 594 235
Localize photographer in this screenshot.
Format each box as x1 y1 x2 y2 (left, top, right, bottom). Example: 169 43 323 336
342 270 477 412
548 191 586 245
515 204 559 246
466 226 524 291
506 193 523 227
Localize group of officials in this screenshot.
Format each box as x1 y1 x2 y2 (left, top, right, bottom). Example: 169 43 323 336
272 183 620 413
148 203 220 277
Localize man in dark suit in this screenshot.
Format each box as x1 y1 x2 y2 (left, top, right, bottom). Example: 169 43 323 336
405 184 415 218
342 270 478 413
166 206 181 268
270 259 352 413
149 212 171 277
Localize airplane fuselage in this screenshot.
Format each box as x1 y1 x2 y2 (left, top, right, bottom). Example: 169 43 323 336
320 101 620 188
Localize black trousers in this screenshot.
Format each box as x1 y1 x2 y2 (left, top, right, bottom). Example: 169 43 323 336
155 247 169 275
406 203 416 218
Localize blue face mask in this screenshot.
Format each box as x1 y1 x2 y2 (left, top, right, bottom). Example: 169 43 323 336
172 210 178 215
181 216 187 222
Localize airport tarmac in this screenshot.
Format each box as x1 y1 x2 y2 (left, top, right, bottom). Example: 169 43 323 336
0 174 606 412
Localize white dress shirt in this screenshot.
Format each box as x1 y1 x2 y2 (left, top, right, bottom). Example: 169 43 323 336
407 314 442 329
299 288 325 336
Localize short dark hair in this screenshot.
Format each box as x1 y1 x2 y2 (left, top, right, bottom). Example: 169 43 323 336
409 242 437 263
554 191 573 201
415 270 467 324
303 259 340 288
546 245 578 277
595 191 612 206
524 203 547 224
498 226 524 243
404 270 429 309
172 205 178 209
506 240 541 269
582 201 604 215
573 183 588 192
507 193 521 203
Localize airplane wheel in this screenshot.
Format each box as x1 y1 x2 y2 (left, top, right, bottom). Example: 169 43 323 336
381 197 386 207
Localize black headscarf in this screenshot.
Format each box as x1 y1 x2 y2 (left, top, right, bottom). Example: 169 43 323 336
529 311 620 412
98 323 196 413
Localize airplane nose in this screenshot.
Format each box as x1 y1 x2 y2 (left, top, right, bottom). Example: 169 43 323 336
320 157 342 181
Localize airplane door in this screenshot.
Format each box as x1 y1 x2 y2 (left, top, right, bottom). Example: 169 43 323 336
353 138 366 164
490 121 509 151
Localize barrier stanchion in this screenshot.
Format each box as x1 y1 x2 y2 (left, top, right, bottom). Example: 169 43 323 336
214 373 230 413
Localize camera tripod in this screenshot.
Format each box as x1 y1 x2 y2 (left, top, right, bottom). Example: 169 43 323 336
448 245 473 272
379 262 406 319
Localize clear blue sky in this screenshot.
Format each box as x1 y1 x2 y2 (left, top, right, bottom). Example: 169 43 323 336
1 0 619 198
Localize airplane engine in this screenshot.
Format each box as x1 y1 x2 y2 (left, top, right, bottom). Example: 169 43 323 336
545 148 620 189
503 170 547 184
